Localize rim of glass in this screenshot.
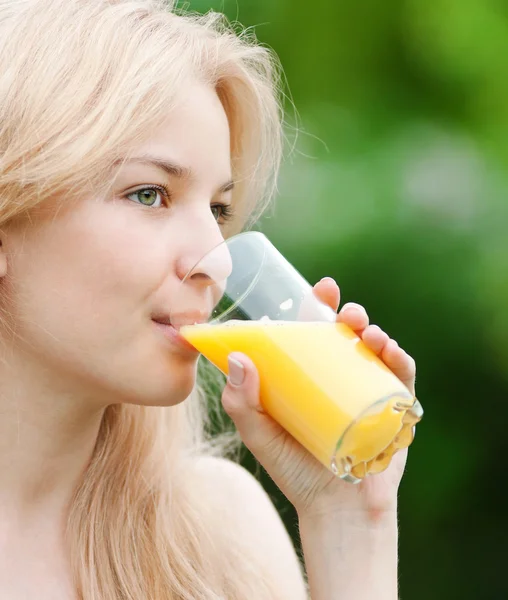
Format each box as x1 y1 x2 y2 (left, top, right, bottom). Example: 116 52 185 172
180 230 269 325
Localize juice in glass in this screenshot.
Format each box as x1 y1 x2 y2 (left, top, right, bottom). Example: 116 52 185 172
181 320 420 480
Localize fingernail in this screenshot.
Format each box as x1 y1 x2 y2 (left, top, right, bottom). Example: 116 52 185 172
320 277 336 284
342 302 365 313
228 355 245 386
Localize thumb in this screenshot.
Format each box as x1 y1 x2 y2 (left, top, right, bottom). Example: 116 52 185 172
222 352 287 462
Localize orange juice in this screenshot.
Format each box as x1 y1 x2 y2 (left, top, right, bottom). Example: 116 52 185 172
181 320 421 479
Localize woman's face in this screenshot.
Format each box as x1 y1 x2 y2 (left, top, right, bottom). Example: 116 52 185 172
0 82 235 407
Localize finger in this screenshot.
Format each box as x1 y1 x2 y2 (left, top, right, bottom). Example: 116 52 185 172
313 277 340 312
381 340 417 395
222 352 286 454
361 324 389 356
337 302 369 333
298 278 338 322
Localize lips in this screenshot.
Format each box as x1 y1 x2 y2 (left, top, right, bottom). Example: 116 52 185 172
151 320 197 354
151 310 210 355
153 310 210 331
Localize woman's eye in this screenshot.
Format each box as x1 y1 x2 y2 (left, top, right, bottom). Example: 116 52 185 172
126 187 166 208
210 205 222 221
211 203 234 223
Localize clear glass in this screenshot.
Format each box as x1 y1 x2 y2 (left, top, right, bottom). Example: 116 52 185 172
171 231 423 483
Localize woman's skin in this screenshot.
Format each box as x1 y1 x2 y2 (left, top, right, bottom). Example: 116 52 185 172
0 80 415 599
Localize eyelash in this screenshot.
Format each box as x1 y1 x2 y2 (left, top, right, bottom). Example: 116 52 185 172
212 203 235 223
124 183 171 208
125 184 235 223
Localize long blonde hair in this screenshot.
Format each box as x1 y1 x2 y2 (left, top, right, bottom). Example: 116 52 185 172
0 1 285 597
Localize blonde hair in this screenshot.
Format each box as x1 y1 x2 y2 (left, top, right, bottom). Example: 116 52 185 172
0 1 285 598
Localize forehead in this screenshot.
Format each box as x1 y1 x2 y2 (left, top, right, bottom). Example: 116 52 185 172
135 82 232 179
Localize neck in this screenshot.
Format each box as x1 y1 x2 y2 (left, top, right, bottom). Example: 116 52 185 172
0 348 105 530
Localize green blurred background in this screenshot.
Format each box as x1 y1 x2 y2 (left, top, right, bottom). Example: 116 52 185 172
190 1 508 597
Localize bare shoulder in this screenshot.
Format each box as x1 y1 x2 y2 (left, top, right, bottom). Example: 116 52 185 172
194 455 308 600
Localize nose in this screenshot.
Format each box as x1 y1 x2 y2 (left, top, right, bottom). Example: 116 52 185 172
175 223 233 290
170 209 234 326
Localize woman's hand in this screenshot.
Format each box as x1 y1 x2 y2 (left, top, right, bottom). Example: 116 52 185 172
221 277 417 520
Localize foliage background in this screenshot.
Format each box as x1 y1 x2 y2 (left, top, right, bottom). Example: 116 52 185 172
190 1 508 597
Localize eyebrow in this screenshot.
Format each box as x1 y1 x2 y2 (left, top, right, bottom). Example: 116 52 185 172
120 156 235 194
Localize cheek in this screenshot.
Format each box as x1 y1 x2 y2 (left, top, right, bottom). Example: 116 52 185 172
0 202 198 406
5 205 174 350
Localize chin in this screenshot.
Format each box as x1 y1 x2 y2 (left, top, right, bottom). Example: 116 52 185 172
128 363 198 407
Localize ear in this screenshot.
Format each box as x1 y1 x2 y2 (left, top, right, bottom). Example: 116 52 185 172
0 240 7 278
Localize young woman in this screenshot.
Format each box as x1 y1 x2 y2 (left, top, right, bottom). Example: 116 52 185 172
0 1 417 598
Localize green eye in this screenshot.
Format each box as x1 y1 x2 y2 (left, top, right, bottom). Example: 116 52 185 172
210 204 222 221
126 186 166 208
211 203 234 223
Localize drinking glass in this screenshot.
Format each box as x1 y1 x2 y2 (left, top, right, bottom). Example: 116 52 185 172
171 232 423 483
